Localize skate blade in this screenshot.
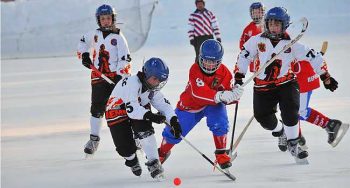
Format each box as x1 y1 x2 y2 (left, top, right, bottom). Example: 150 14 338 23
294 157 309 165
299 144 309 151
154 173 166 182
84 153 94 159
331 123 349 148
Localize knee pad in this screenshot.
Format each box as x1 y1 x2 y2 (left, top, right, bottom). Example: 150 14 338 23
281 113 299 126
116 145 136 157
208 123 229 136
255 114 278 131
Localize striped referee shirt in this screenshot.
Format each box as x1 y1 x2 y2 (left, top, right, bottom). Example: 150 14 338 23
188 8 221 40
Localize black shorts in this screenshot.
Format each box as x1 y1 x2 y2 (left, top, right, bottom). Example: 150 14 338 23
253 81 300 130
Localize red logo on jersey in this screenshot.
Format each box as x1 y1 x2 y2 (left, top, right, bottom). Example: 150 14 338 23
111 38 117 46
98 44 111 73
94 35 98 43
258 42 266 52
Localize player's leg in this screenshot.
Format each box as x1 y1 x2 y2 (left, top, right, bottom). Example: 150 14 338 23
84 82 110 155
159 108 203 164
108 120 141 176
279 82 308 159
131 119 164 179
204 103 231 169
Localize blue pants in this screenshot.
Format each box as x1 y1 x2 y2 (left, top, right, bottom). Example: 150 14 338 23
162 103 229 144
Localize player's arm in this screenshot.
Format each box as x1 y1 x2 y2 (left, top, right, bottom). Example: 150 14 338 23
239 26 250 50
293 42 338 91
234 35 259 84
77 31 94 69
150 92 182 138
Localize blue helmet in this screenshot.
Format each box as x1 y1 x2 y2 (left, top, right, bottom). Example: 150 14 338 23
95 4 117 30
199 39 224 74
264 7 290 39
142 57 169 91
249 2 265 24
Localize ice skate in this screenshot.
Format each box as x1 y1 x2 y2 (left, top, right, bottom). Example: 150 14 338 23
278 132 288 152
84 134 100 158
287 138 309 165
325 119 349 147
272 127 287 152
215 150 232 169
298 134 308 150
158 148 171 164
145 159 165 181
125 155 142 176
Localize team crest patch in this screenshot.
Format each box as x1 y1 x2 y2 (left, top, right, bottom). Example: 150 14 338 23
111 38 118 46
94 35 98 43
258 42 266 52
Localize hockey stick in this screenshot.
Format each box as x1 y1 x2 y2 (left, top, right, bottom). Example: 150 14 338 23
230 116 255 161
180 135 237 181
163 122 236 181
242 17 309 88
90 65 115 85
228 102 239 157
320 41 328 55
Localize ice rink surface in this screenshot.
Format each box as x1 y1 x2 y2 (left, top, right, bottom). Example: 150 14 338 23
2 0 350 187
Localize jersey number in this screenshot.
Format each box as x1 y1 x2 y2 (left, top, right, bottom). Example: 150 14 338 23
125 102 134 113
122 78 128 86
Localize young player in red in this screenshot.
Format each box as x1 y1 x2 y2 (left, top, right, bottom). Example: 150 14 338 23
158 39 244 170
239 2 265 72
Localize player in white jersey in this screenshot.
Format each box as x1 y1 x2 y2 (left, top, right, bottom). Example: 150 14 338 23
234 7 338 161
105 58 182 180
77 4 132 156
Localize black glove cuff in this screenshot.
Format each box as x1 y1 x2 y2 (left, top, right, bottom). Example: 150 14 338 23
82 52 90 60
170 116 178 125
320 72 330 81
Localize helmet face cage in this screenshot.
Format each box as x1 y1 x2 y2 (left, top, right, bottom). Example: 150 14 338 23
264 7 290 39
142 58 169 91
250 5 265 24
199 57 221 74
96 4 117 31
198 39 224 74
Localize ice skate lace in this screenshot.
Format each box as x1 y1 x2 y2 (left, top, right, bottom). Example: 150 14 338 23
85 140 99 151
278 133 287 146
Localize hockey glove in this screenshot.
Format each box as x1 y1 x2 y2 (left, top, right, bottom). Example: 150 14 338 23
170 116 182 139
214 85 244 104
143 111 166 124
320 72 338 92
234 72 245 85
82 52 92 69
190 39 195 46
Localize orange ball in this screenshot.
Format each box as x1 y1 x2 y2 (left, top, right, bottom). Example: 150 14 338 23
173 177 181 186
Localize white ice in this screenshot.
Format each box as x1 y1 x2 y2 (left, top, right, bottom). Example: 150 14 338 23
2 0 350 188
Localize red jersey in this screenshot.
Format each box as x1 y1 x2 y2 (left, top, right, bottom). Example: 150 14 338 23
239 21 263 72
177 63 233 112
239 21 263 50
292 60 320 93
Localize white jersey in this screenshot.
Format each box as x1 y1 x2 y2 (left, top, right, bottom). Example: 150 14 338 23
235 33 328 90
106 73 176 124
77 29 131 78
